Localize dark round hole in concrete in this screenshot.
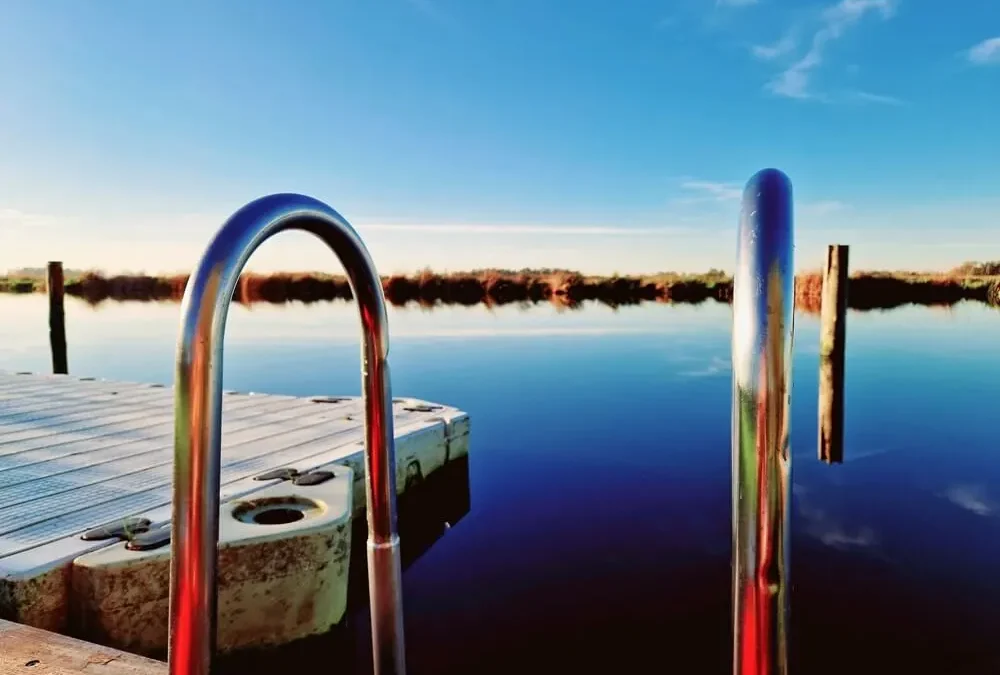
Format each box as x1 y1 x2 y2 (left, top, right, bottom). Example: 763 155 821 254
232 495 323 525
252 508 305 525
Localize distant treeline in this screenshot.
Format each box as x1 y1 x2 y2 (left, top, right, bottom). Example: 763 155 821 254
1 264 998 312
949 261 1000 276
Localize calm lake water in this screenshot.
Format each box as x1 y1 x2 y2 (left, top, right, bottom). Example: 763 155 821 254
2 294 999 674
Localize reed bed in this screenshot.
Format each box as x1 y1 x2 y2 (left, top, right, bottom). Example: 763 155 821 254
2 267 997 312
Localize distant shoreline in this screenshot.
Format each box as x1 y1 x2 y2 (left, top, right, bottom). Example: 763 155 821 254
1 267 998 313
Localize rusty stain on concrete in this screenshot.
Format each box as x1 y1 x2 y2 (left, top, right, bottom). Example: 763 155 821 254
0 566 72 634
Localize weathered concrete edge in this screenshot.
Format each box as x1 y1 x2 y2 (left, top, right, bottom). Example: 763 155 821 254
71 467 355 656
0 408 469 636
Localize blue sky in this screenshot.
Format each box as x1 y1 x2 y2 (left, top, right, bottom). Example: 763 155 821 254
1 0 998 276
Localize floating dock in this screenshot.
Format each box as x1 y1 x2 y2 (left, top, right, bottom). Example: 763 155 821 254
0 370 470 657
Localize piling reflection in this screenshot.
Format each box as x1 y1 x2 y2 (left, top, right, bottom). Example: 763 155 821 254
353 457 472 598
731 169 795 675
817 356 845 465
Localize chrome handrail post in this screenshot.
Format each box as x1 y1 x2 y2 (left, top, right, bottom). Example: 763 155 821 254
731 169 795 675
168 194 406 675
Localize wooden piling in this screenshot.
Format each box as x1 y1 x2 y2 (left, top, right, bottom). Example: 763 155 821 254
818 245 848 464
47 261 68 375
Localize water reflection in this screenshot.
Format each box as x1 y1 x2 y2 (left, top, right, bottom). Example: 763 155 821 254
216 458 472 675
942 483 995 518
1 296 998 673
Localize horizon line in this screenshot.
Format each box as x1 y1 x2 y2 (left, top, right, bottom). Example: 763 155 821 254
5 260 996 278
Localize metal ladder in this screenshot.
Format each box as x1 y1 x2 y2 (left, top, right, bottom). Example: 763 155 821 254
167 194 406 675
732 168 795 675
166 168 795 675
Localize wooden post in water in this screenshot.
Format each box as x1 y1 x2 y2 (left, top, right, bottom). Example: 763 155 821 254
47 261 68 375
818 245 848 463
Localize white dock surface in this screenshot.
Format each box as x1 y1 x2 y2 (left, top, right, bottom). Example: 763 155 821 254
0 370 469 580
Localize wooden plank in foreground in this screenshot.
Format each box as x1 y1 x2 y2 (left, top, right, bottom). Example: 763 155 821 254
0 619 165 675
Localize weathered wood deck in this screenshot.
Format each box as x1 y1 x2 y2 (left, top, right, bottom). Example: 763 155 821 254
0 370 470 655
0 619 166 675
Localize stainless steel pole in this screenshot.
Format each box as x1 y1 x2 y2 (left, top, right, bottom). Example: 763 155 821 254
169 194 405 675
731 169 795 675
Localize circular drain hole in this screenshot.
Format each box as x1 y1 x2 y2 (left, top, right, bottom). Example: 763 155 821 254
232 496 324 526
253 508 304 525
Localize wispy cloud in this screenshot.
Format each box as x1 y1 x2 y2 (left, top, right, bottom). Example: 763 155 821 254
800 200 850 216
676 180 743 203
764 0 898 101
358 222 694 237
966 36 1000 65
0 207 695 240
845 89 906 106
752 32 797 61
0 208 223 236
0 208 65 231
674 182 851 214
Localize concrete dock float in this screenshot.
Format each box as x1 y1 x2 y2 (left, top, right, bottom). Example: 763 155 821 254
0 370 470 656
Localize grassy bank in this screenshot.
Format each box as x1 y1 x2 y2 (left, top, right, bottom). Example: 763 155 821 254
1 266 998 312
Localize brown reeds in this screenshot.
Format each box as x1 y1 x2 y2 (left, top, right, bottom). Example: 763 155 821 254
795 271 996 314
1 266 997 311
64 272 190 303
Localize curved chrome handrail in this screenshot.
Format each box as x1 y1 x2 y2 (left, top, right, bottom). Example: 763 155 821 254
168 194 405 675
731 169 795 675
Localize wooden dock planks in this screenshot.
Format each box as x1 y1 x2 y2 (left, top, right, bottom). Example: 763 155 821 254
0 370 470 636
